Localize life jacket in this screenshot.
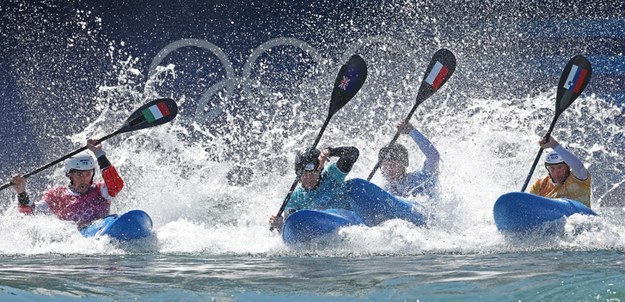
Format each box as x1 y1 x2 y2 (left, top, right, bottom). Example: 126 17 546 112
530 172 592 207
18 165 124 229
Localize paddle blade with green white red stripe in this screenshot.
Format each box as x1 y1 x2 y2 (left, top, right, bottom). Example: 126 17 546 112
120 98 178 134
555 55 592 116
0 97 180 191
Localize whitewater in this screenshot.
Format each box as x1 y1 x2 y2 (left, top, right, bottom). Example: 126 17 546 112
1 1 624 301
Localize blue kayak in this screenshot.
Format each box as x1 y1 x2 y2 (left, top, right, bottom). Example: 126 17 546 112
347 178 426 227
493 192 596 233
282 209 363 244
80 210 153 241
282 178 426 244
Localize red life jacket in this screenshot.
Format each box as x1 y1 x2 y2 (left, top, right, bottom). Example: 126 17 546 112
18 165 124 229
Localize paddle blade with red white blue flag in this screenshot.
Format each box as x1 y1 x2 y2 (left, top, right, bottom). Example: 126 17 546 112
365 49 456 181
555 55 592 115
416 49 456 105
329 55 368 117
519 55 592 192
120 98 179 134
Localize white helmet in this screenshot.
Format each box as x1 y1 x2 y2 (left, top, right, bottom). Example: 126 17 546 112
544 150 565 165
64 153 96 174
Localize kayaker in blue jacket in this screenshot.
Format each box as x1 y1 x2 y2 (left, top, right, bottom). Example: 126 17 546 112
269 146 359 230
378 119 440 198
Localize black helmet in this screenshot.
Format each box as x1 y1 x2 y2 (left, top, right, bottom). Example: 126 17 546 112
378 144 409 166
294 148 321 176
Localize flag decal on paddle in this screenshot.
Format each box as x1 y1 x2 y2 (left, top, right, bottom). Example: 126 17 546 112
142 101 171 123
337 65 361 93
425 61 449 90
563 64 588 93
338 75 351 91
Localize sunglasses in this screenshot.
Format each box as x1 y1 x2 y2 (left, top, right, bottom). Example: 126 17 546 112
303 162 317 172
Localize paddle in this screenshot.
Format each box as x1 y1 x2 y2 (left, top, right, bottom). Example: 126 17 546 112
272 54 368 227
520 55 592 192
367 48 456 181
1 98 179 191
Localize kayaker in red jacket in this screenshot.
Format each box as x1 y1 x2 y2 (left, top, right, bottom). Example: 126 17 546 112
529 135 591 207
9 139 124 229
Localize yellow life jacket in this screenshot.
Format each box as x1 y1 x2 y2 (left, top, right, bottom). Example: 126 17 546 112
530 172 592 207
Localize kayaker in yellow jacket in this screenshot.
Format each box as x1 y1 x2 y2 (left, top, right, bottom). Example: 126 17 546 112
530 135 591 207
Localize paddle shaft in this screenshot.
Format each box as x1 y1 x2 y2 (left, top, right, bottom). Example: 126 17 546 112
276 116 331 217
0 130 122 191
366 95 424 181
269 55 367 231
1 98 179 192
520 112 560 192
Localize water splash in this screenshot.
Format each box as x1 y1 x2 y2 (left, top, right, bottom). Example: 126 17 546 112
1 0 624 256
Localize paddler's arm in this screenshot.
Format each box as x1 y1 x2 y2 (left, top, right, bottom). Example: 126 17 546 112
398 119 440 174
9 174 57 215
9 174 34 214
87 139 124 197
553 145 587 180
327 146 359 173
541 135 588 180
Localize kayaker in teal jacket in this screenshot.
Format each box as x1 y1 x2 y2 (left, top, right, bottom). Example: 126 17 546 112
269 146 359 230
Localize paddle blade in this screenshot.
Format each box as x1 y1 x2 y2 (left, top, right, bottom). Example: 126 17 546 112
519 55 592 192
415 48 456 104
120 98 179 134
328 55 368 117
555 55 592 115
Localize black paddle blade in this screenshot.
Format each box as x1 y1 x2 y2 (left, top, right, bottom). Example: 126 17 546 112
328 55 368 117
0 98 179 192
555 55 592 115
519 55 592 192
415 48 456 104
120 98 179 134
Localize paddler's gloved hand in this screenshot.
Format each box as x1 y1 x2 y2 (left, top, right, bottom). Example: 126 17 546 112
9 174 26 194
